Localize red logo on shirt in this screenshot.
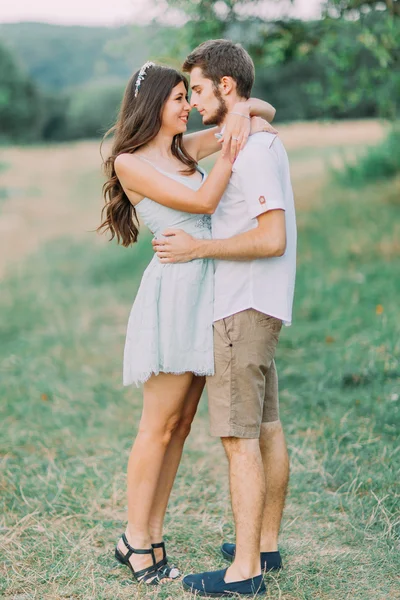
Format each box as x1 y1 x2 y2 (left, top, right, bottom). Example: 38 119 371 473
259 196 266 205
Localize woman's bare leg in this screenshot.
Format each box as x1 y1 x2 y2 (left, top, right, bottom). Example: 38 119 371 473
149 376 205 544
117 372 194 576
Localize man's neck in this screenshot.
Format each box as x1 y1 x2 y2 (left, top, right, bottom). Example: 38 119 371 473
219 94 248 129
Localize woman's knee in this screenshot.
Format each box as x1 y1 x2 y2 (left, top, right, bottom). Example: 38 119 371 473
138 414 182 446
173 414 194 440
174 397 200 440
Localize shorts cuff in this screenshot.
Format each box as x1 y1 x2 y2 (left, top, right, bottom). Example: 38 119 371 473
261 415 280 424
210 423 261 439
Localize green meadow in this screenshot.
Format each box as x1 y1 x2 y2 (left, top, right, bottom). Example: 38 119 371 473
0 122 399 599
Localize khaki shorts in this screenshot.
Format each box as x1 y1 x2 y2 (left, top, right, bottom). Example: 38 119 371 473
206 309 282 439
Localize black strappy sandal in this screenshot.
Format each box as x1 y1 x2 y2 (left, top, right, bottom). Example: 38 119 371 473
115 533 168 585
152 541 181 580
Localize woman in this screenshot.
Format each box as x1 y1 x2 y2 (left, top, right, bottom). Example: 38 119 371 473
98 62 276 586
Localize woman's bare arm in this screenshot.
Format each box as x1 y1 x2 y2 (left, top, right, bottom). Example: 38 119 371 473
114 152 232 215
183 126 222 162
246 97 276 122
183 98 276 161
220 98 276 161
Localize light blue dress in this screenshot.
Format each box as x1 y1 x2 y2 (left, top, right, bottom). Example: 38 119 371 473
123 166 214 387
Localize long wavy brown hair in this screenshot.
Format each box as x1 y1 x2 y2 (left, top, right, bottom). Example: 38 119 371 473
98 64 197 247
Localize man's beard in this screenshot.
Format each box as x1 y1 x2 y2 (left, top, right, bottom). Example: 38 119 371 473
203 89 228 126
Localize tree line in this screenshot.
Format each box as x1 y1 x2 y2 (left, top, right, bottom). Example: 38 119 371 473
0 0 398 143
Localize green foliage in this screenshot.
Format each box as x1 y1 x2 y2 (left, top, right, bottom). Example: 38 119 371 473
65 80 125 140
39 92 70 141
240 20 329 120
309 10 400 119
324 0 400 17
0 41 43 142
159 1 294 63
163 0 399 121
336 126 400 186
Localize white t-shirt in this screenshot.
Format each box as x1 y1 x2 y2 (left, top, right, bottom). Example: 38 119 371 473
212 132 297 325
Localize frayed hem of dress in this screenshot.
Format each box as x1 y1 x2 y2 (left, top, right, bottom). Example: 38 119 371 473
123 368 215 388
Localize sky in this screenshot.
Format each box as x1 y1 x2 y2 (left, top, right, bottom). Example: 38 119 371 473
0 0 324 27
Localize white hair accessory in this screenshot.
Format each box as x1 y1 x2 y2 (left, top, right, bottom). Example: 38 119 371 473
134 62 155 98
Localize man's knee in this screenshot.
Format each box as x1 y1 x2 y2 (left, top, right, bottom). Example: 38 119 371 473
259 421 288 454
221 436 260 458
260 420 283 436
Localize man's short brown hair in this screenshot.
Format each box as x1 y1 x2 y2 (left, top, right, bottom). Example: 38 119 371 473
182 39 255 99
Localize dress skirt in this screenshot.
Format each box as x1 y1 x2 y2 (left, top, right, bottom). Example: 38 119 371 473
123 253 214 387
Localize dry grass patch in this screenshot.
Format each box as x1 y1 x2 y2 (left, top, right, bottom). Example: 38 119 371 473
0 141 105 278
277 119 386 151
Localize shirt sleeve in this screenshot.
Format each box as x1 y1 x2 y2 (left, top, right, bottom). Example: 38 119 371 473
234 138 285 220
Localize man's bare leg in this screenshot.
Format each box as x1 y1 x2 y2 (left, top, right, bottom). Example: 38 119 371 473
259 421 289 552
222 437 265 582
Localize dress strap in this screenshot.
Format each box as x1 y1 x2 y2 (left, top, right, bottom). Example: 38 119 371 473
138 156 155 167
137 155 205 181
197 165 206 180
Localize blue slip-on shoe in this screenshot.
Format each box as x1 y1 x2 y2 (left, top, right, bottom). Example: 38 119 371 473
221 543 282 572
182 568 266 597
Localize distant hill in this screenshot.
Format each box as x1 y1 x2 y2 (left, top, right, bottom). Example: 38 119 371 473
0 21 200 142
0 21 169 91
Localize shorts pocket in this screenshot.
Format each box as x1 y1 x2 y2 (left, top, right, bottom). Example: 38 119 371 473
222 314 235 344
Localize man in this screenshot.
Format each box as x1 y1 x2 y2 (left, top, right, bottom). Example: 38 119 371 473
153 39 296 597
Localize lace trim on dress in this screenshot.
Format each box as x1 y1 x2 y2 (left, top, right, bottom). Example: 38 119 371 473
126 366 214 387
194 215 212 229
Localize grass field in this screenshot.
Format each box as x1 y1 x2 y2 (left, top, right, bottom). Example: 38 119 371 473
0 120 399 599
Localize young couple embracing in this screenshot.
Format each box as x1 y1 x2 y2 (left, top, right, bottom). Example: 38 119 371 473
99 38 296 597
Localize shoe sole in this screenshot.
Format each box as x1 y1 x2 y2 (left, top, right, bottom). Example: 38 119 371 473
115 548 160 585
220 547 283 572
115 548 128 566
182 580 266 597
